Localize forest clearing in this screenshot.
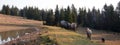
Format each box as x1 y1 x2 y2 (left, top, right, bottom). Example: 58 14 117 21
0 0 120 45
0 14 119 45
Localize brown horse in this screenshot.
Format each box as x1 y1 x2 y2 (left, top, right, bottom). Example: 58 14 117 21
70 23 77 31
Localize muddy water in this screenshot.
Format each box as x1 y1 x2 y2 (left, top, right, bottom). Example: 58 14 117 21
0 28 36 44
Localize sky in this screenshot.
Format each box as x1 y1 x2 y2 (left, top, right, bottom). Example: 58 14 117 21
0 0 120 10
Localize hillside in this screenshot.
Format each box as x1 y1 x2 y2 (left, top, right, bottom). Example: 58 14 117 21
0 14 102 45
41 26 103 45
0 14 42 32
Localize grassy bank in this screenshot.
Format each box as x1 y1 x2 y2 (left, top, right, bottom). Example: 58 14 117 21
41 25 103 45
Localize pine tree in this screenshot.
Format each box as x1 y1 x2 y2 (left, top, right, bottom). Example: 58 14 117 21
65 6 72 23
10 6 19 16
60 8 65 21
71 4 77 23
1 5 10 15
103 4 114 29
78 8 87 26
54 5 60 26
46 9 55 25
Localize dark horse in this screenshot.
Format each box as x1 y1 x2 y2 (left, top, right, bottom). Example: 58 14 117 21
60 20 77 31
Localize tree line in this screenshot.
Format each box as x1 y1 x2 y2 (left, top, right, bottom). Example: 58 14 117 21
0 1 120 32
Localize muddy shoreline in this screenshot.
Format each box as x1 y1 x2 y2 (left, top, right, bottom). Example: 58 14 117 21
3 27 42 45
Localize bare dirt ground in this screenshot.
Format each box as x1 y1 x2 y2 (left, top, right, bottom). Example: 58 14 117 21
76 26 120 45
0 26 29 32
0 14 43 32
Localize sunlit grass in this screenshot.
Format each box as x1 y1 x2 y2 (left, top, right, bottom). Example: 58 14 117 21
42 26 103 45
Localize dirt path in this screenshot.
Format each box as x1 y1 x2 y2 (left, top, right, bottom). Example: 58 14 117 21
76 27 120 45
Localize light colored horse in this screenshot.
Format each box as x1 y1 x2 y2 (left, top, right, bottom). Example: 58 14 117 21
86 28 92 40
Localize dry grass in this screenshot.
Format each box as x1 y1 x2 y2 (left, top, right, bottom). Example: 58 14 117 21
41 26 103 45
0 14 42 25
77 26 120 45
0 14 43 32
0 26 29 32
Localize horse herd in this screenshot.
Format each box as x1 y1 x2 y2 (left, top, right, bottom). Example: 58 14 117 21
60 21 105 42
60 20 77 31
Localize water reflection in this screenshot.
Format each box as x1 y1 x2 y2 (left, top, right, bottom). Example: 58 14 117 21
0 28 35 44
